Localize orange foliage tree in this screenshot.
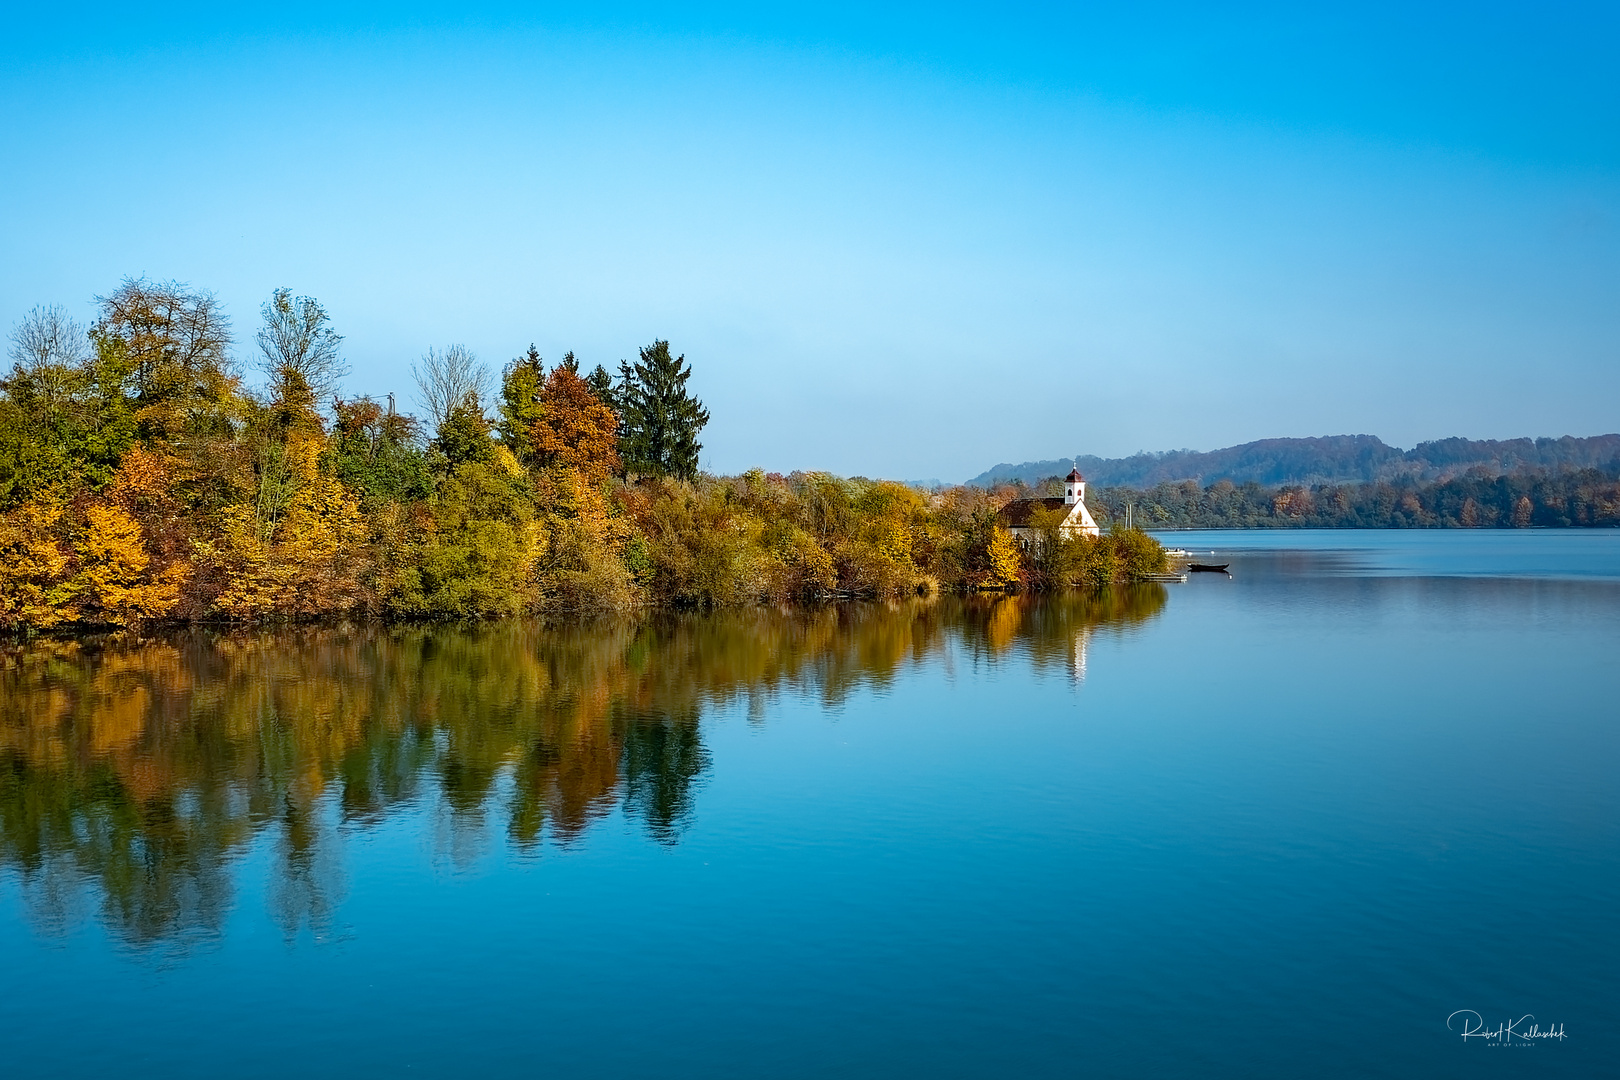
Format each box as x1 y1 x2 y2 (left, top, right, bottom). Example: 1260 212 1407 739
532 366 619 484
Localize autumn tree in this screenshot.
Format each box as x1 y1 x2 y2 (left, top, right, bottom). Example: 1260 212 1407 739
230 295 346 602
209 435 369 619
94 278 236 444
533 365 620 483
534 468 637 610
984 525 1020 587
71 502 188 625
616 341 709 480
256 289 347 407
104 444 192 590
497 346 546 467
0 502 73 628
331 397 431 505
1 311 138 506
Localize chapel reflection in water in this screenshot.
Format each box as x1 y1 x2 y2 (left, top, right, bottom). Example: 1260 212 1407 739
0 587 1165 947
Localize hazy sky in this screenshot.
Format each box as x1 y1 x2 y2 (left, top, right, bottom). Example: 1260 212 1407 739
3 3 1616 480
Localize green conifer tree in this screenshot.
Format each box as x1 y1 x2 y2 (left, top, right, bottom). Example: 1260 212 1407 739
585 363 615 406
616 341 709 481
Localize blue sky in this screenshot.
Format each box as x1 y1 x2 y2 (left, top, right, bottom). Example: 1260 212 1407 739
2 3 1616 480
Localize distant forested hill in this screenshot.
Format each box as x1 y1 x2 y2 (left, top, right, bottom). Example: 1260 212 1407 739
969 434 1620 489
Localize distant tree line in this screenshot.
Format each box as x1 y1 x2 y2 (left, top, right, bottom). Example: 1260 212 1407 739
0 278 1162 629
1009 469 1620 529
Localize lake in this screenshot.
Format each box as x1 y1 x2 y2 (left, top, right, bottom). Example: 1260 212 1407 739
2 530 1615 1078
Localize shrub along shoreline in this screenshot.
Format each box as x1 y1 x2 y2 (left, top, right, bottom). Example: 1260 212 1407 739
1 280 1163 631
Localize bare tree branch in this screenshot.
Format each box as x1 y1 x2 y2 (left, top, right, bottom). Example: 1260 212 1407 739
412 344 489 434
95 277 235 394
8 304 88 371
256 288 348 404
6 305 88 412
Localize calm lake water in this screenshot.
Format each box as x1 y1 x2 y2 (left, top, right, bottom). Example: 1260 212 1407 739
2 530 1616 1078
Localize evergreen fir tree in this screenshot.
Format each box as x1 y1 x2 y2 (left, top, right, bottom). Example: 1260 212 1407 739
584 362 622 453
616 340 709 481
585 363 616 407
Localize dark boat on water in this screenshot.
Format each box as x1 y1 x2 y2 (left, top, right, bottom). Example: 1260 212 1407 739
1188 563 1230 573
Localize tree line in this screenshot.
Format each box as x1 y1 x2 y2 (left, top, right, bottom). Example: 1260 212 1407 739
1051 471 1620 529
1 279 1163 629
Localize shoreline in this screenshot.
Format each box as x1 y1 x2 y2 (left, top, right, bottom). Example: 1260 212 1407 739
0 578 1175 640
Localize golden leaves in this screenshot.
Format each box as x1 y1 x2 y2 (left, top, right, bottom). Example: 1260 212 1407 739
985 525 1020 587
71 503 187 625
1 496 187 629
211 466 368 619
0 501 72 628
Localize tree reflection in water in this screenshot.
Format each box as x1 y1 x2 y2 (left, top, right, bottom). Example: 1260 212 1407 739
0 588 1165 947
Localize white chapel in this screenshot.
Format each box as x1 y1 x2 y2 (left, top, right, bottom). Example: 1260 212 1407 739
998 468 1101 543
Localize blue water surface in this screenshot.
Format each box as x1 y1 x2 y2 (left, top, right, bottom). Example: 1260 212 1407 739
1159 526 1620 580
1 531 1615 1078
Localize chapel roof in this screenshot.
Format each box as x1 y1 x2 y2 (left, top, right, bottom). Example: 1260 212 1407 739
1066 468 1085 482
997 497 1068 528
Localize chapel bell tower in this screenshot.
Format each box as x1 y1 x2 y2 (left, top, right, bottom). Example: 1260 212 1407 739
1064 467 1086 506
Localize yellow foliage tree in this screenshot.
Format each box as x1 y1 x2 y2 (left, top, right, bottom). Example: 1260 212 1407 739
537 468 635 610
985 525 1021 587
72 503 187 626
0 502 74 628
105 444 191 588
211 434 369 618
766 527 837 600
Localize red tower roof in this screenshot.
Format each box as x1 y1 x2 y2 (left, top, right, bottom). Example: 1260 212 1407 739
1065 468 1084 482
